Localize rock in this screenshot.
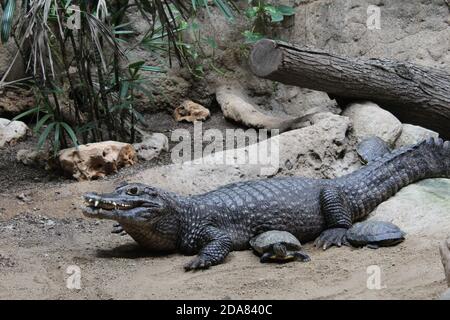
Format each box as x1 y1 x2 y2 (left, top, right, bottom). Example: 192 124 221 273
290 0 449 69
0 254 15 268
216 84 311 132
174 100 210 123
133 133 169 161
130 113 360 195
58 141 137 181
342 102 402 146
16 193 32 203
370 179 450 239
0 89 35 117
440 237 450 287
440 289 450 300
394 124 439 148
16 149 49 168
0 118 29 147
0 39 25 83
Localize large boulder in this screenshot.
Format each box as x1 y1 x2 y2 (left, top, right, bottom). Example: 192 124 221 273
370 179 450 239
133 133 169 161
0 118 29 147
58 141 137 181
395 124 439 148
130 113 360 195
292 0 449 69
342 101 402 146
440 289 450 300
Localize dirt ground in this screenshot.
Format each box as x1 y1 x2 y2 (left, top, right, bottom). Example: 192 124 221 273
0 111 447 300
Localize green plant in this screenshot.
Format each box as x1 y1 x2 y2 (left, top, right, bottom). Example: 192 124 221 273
13 87 79 154
4 1 237 153
244 0 295 43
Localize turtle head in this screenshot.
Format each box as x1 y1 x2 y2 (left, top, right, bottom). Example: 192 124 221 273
82 182 177 224
272 243 287 258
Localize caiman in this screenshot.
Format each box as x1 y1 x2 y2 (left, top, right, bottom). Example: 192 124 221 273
82 137 450 270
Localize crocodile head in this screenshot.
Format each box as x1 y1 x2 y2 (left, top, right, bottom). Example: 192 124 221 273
82 182 175 224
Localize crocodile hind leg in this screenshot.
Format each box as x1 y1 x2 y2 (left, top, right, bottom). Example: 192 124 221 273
315 187 352 250
184 227 232 271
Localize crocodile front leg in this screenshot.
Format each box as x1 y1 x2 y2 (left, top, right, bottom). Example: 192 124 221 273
184 227 232 271
315 186 352 250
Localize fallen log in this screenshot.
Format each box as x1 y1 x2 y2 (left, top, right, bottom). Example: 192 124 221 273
249 39 450 139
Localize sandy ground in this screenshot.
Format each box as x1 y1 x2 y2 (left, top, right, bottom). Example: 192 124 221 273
0 171 448 300
0 112 448 300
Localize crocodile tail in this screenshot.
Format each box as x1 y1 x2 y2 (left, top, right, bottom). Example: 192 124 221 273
341 136 450 221
422 137 450 178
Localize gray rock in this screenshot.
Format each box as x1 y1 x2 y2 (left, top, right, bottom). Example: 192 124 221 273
0 30 25 82
292 0 449 69
370 179 450 239
0 118 29 147
133 133 169 161
342 102 402 146
16 149 49 168
440 289 450 300
394 124 439 148
129 113 360 195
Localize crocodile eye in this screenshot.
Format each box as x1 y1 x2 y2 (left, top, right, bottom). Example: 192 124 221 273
127 187 138 195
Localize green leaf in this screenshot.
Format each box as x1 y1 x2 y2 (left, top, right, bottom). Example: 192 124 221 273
120 81 130 99
34 114 52 133
243 30 264 44
1 0 16 44
276 5 295 16
213 0 235 21
269 11 284 22
245 7 257 19
37 123 55 151
132 109 145 124
264 5 277 15
140 65 165 73
128 61 146 72
12 106 41 121
54 122 61 155
60 122 79 148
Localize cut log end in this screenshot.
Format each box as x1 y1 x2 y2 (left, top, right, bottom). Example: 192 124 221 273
249 39 283 78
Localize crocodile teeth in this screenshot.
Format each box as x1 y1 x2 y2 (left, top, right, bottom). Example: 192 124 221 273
95 201 99 207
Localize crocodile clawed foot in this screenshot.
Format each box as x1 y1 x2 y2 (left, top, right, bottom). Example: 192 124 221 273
111 223 125 235
314 228 348 250
184 256 212 271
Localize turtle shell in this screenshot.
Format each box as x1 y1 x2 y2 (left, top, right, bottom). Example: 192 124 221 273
356 136 391 164
249 231 301 254
346 220 406 247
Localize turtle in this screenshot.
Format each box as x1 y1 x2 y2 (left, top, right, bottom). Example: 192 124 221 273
249 230 311 263
356 136 391 164
346 220 406 249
